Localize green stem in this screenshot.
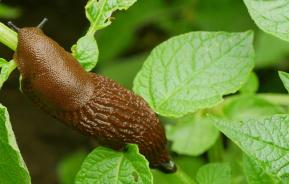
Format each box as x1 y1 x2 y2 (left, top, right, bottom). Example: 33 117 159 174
257 93 289 106
0 22 17 51
173 168 197 184
211 93 289 115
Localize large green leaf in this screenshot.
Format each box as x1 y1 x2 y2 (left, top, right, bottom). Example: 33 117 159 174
243 154 280 184
0 104 31 184
75 144 152 184
133 31 254 118
212 114 289 178
244 0 289 42
196 163 231 184
279 71 289 93
166 114 219 156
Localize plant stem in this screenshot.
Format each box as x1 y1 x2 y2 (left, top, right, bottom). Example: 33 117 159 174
174 168 197 184
0 22 17 51
257 93 289 106
208 135 224 162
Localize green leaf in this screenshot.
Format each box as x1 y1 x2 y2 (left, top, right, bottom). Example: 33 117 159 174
278 71 289 93
0 59 17 89
133 31 254 118
75 144 152 184
239 72 259 94
243 154 280 184
57 150 87 184
212 114 289 178
196 163 231 184
86 0 137 33
72 0 137 71
244 0 289 42
0 104 31 184
0 58 8 67
166 114 219 156
72 34 99 71
223 95 285 121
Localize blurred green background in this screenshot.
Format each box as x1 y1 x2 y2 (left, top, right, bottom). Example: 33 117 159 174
0 0 289 183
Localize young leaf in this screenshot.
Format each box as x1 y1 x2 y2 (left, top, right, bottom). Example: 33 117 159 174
166 114 219 156
75 144 152 184
212 115 289 178
278 71 289 93
72 0 137 71
86 0 137 33
196 163 231 184
133 31 254 118
243 154 280 184
0 104 31 184
71 34 99 71
239 72 259 94
244 0 289 42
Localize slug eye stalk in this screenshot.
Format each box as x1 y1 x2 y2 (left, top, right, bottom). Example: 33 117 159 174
8 17 48 32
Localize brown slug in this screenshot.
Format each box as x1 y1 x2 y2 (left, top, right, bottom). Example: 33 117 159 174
11 19 176 173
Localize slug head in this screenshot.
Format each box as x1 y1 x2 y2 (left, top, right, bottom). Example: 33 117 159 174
14 27 95 111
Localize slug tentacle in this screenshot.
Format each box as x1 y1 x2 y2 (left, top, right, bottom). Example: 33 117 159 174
13 27 176 173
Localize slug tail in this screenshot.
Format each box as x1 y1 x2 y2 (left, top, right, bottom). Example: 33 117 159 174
157 160 177 173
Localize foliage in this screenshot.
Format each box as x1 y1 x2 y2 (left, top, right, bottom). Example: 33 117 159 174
75 145 152 184
0 104 30 184
133 31 254 118
1 0 289 183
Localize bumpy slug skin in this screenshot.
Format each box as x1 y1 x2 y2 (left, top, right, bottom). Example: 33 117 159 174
13 27 176 173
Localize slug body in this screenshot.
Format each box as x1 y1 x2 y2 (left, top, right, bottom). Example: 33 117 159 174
14 27 176 173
